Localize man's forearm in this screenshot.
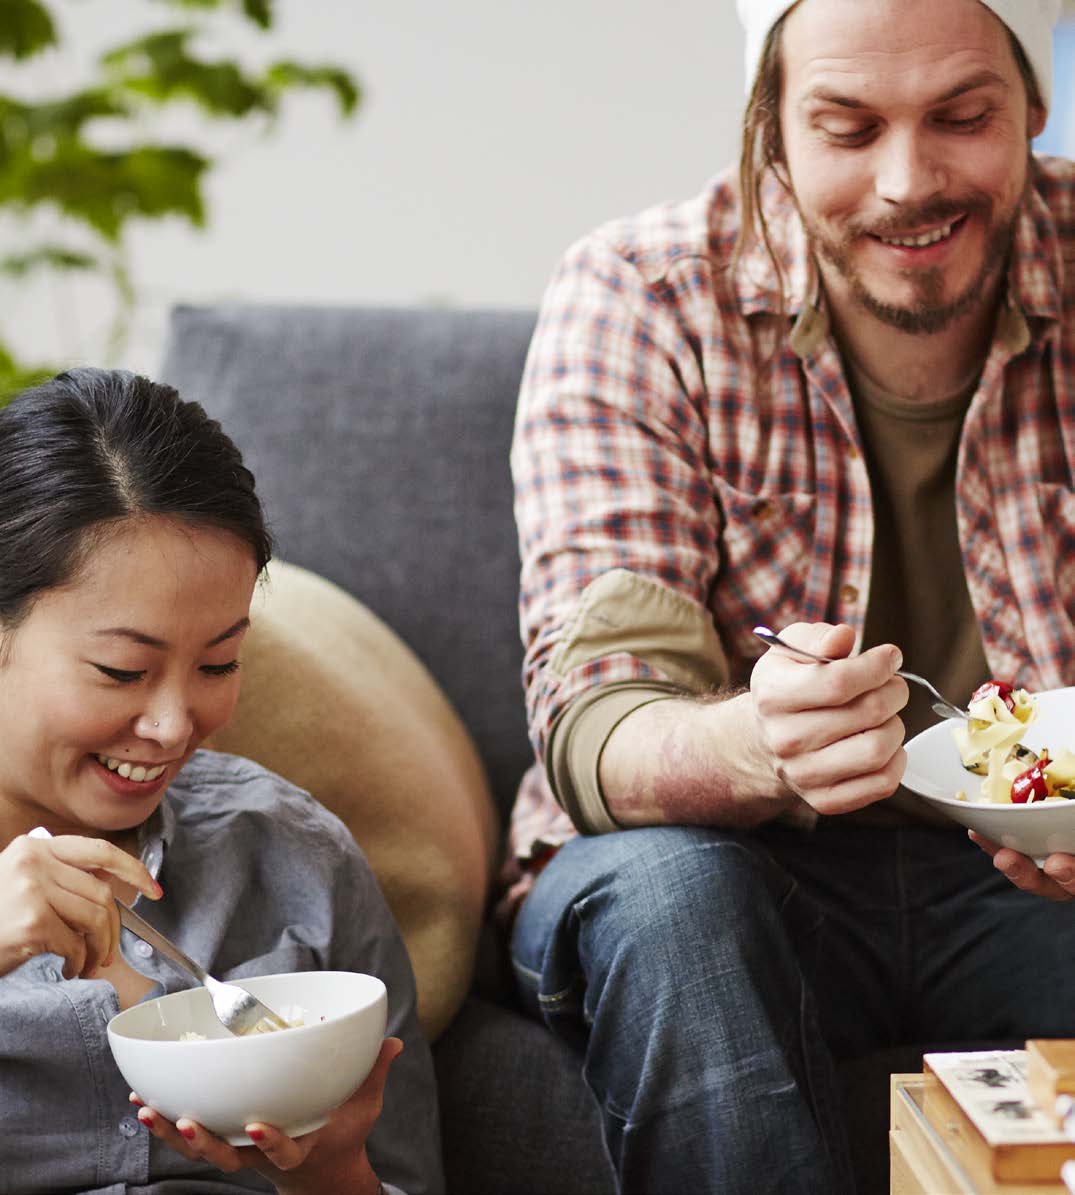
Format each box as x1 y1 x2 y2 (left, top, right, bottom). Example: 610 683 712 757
598 690 796 828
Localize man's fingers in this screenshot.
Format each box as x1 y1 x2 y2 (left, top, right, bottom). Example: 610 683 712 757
1042 854 1075 892
969 832 1075 902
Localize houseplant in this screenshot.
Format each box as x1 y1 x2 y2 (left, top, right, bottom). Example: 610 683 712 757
0 0 359 403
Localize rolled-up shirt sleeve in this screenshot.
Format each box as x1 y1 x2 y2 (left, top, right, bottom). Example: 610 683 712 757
512 227 732 822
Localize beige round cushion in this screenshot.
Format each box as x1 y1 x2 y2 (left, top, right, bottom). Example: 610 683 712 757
206 559 499 1040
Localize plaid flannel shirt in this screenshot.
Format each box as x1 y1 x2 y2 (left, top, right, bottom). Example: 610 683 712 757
508 157 1075 864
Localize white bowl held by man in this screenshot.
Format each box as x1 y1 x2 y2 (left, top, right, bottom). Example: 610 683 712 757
903 687 1075 860
107 970 387 1145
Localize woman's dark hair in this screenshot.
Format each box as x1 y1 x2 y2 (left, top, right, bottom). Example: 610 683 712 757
0 366 272 628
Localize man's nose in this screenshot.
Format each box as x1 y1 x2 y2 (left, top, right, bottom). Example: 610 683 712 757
874 129 946 207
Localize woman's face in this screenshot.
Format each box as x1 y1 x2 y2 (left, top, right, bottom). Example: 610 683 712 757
0 516 258 841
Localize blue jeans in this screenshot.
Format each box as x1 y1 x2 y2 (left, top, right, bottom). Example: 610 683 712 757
511 819 1075 1195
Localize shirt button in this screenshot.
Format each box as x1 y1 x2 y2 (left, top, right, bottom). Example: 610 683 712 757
839 584 859 605
846 442 860 460
119 1116 140 1138
134 941 154 958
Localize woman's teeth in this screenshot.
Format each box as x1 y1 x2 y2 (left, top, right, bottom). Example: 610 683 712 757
96 755 166 782
878 220 956 248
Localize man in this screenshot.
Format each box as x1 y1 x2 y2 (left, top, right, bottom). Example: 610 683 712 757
507 1 1072 1191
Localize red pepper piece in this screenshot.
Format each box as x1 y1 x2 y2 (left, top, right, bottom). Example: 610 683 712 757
1010 760 1050 804
969 680 1016 711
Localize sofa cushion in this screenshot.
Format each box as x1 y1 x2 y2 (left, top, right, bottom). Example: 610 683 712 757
207 559 500 1039
434 996 616 1195
161 303 538 824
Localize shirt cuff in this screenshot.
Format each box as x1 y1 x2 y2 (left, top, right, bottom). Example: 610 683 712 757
547 681 681 834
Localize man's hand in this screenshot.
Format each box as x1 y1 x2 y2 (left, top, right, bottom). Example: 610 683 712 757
969 831 1075 902
750 621 908 815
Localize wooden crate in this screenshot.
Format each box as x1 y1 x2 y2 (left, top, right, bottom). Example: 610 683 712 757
890 1073 1071 1194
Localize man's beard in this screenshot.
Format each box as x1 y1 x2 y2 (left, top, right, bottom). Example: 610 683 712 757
804 193 1020 335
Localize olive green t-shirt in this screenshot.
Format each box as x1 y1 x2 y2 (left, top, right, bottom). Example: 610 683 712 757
845 357 990 824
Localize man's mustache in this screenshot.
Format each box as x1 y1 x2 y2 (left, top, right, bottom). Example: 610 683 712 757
846 196 992 241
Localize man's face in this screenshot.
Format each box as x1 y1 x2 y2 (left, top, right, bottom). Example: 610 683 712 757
779 0 1046 335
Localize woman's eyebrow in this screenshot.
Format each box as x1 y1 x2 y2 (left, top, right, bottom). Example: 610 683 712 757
803 68 1010 110
92 617 250 650
206 617 250 647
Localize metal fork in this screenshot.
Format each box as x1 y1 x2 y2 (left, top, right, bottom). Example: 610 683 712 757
28 826 289 1036
115 900 291 1035
752 626 969 721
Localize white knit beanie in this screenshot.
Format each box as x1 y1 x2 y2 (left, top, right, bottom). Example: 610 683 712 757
736 0 1061 111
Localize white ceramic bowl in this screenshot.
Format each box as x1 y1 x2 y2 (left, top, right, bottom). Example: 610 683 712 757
903 686 1075 860
107 970 386 1145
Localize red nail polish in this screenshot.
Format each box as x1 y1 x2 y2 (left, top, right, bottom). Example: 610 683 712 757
137 1111 153 1127
179 1125 195 1140
247 1127 265 1142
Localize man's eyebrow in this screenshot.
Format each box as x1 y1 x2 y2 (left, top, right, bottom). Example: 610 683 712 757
803 69 1010 110
93 617 250 650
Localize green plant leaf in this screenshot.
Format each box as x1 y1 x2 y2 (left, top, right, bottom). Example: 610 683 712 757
26 90 130 139
103 29 277 117
0 0 57 61
148 0 273 28
0 91 133 182
8 141 208 239
264 61 360 116
3 1 357 370
241 0 272 28
0 245 99 277
0 340 57 408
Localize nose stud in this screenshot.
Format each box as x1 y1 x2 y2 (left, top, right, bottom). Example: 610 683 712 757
153 721 159 728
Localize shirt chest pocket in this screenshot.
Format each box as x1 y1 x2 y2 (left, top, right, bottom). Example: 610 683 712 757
711 481 818 627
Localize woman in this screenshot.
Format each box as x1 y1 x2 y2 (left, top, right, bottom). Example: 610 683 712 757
0 368 443 1194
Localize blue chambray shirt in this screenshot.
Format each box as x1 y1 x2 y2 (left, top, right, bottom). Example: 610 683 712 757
0 750 444 1195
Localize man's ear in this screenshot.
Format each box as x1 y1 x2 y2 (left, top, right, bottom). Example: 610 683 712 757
1028 104 1048 141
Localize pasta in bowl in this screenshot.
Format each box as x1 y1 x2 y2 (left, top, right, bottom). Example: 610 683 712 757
903 686 1075 861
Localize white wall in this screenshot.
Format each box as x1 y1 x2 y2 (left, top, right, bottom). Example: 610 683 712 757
4 1 746 375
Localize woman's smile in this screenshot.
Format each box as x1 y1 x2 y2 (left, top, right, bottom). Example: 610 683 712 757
0 517 256 836
91 753 172 797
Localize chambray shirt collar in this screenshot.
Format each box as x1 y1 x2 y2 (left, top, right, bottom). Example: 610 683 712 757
135 791 175 880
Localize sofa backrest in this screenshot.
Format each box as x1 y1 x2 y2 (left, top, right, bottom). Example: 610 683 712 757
160 303 537 827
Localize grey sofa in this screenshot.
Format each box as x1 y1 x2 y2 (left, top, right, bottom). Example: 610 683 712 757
160 302 935 1195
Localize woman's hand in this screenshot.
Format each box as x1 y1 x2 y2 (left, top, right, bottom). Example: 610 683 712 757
969 831 1075 902
132 1036 402 1195
0 831 161 979
750 621 908 815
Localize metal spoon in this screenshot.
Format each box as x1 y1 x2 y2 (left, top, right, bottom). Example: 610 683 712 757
28 826 289 1036
752 626 970 721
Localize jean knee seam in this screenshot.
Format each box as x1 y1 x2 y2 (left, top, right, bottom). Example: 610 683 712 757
537 974 585 1010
